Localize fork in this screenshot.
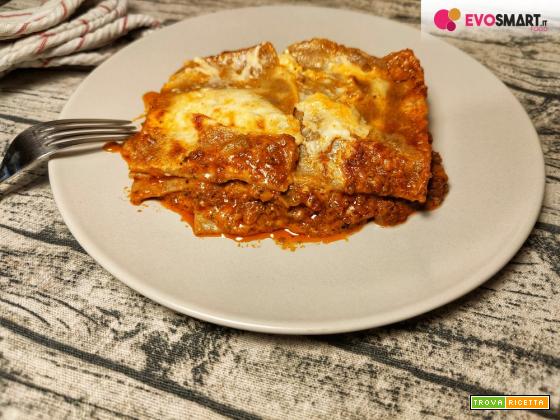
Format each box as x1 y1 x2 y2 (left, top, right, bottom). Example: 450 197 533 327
0 119 137 184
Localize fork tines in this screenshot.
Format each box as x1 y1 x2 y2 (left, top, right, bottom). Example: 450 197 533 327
40 119 137 144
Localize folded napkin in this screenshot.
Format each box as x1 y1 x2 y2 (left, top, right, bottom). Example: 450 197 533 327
0 0 159 77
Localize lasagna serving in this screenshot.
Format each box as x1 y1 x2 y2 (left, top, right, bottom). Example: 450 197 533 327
115 39 448 243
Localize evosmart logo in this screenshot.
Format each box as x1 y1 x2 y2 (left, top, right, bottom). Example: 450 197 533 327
433 7 550 32
470 395 550 410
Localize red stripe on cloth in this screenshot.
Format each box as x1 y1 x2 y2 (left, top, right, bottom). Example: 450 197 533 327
15 22 30 35
60 0 68 19
73 36 85 52
42 58 52 67
35 34 49 54
79 18 89 36
122 15 128 32
0 12 33 18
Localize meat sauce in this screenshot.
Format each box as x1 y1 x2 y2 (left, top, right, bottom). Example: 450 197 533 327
161 197 364 250
150 152 448 248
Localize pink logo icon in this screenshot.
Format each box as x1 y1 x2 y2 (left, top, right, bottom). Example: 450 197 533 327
434 8 461 31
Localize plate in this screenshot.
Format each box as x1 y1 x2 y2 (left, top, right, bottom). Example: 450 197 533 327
49 6 545 334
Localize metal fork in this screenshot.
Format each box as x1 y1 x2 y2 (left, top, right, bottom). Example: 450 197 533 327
0 119 137 184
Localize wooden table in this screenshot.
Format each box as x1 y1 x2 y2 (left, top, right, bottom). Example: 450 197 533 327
1 1 558 418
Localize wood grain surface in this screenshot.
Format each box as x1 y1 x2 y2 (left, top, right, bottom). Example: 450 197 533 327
1 0 559 418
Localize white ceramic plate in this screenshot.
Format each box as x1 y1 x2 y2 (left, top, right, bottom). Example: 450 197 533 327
50 6 544 334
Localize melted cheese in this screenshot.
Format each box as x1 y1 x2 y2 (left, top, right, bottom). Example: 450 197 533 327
192 57 221 84
231 44 263 80
278 52 302 75
193 44 264 83
295 93 369 156
327 57 390 98
157 88 302 146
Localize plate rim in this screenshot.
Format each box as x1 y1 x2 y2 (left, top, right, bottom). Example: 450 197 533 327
49 5 546 334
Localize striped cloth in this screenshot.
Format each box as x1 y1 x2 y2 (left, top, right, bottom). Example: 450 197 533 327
0 0 159 77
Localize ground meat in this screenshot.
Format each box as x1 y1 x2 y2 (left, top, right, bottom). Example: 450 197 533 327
158 152 448 238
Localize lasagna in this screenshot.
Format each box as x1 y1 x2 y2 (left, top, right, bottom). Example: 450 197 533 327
116 39 448 243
